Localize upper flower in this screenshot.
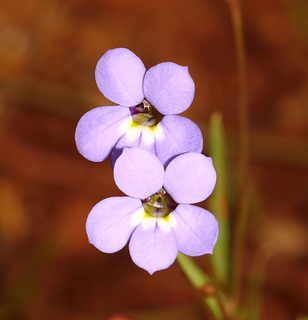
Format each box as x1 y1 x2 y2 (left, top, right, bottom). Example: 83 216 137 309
75 48 203 167
95 48 195 114
86 147 219 274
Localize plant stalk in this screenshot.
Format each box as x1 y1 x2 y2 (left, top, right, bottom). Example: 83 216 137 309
225 0 249 299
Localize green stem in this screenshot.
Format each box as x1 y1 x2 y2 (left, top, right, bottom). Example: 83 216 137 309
177 253 225 320
225 0 249 299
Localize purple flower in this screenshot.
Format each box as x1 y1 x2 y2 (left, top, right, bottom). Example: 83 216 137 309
86 147 218 274
75 48 203 167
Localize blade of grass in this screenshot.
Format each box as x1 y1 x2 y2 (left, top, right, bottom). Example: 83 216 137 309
208 113 231 289
177 253 224 320
225 0 249 299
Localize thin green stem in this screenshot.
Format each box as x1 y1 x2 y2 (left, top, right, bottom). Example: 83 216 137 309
177 253 225 320
225 0 249 299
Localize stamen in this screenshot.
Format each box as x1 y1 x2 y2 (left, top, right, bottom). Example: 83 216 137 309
129 99 163 127
142 99 151 110
142 187 178 218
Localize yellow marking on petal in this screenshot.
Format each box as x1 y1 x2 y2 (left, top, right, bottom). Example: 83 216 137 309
140 211 177 232
166 212 177 227
130 207 146 227
157 213 177 231
157 219 171 232
141 215 157 229
153 123 165 141
118 117 133 135
125 125 143 142
141 127 155 145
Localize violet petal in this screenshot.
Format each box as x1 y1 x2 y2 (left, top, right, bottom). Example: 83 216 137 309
164 153 217 204
114 147 164 199
86 197 143 253
129 219 178 274
75 106 131 162
95 48 146 107
143 62 195 115
155 115 203 166
172 204 219 256
111 126 156 168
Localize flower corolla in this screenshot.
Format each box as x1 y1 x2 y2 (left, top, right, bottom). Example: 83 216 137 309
75 48 203 166
86 147 219 274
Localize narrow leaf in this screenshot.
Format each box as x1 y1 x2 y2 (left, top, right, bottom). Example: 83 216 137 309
177 253 224 320
208 113 231 288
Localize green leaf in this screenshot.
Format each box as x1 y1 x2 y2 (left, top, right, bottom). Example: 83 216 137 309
177 252 211 289
208 113 231 288
177 253 224 320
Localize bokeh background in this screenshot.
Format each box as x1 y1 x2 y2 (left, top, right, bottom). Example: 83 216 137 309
0 0 308 319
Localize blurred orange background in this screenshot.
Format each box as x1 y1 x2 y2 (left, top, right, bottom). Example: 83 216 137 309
0 0 308 319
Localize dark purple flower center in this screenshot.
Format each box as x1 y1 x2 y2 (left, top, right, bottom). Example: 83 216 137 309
129 99 163 127
142 187 178 218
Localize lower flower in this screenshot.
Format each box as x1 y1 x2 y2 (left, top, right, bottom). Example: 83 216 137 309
87 196 218 274
85 147 219 274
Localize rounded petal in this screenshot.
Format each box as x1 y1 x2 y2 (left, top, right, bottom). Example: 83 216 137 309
95 48 146 107
75 106 131 162
164 153 217 204
129 219 178 274
143 62 195 115
111 126 156 168
155 115 203 166
172 204 219 256
114 147 164 199
86 197 143 253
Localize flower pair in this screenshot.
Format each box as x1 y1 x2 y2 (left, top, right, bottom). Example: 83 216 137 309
75 48 219 274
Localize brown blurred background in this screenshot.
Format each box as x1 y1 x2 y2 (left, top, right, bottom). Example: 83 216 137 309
0 0 308 319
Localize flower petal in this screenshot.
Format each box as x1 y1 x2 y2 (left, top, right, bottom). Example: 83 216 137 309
95 48 146 107
143 62 195 115
75 106 131 162
111 126 156 168
86 197 143 253
129 218 178 274
172 204 219 256
114 147 164 199
155 115 203 166
164 153 217 204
